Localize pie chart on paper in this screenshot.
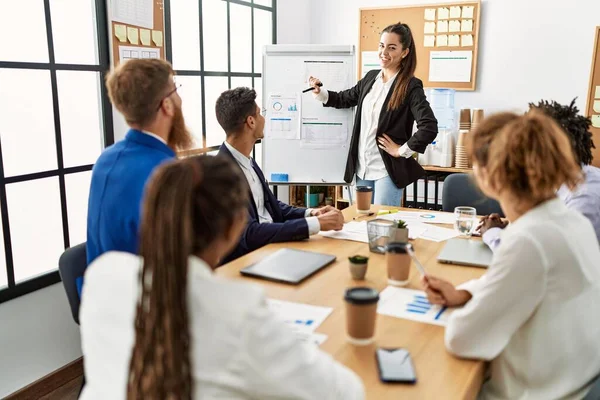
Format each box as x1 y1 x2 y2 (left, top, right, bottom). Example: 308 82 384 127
273 102 283 111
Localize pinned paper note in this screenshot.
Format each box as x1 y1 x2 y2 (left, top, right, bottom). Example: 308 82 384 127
462 6 474 19
438 7 450 20
449 34 460 47
152 30 163 47
595 86 600 99
594 100 600 113
449 20 461 32
425 8 436 21
437 20 449 33
424 35 435 47
139 29 151 46
424 22 436 34
461 34 473 47
461 19 473 32
450 6 462 18
114 24 127 42
437 35 448 47
593 115 600 128
127 27 139 45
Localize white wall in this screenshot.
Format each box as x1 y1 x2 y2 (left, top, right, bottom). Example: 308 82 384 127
276 0 312 44
0 284 82 398
307 0 600 114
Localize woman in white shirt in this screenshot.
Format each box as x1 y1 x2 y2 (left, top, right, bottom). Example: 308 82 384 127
79 156 364 399
308 22 437 206
422 111 600 399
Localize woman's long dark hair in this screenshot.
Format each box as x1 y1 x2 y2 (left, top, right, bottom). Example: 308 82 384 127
126 156 248 399
382 22 417 111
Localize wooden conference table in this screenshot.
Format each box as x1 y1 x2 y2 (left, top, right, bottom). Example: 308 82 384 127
216 206 487 399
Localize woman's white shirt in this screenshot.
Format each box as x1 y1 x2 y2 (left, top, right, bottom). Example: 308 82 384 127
79 252 365 400
446 198 600 400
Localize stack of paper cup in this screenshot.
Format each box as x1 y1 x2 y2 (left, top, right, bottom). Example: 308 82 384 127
471 109 484 130
459 108 471 131
455 130 469 168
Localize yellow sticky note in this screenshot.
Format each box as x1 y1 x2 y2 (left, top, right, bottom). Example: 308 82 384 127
140 29 151 46
462 6 474 19
152 30 163 47
449 20 461 32
461 19 473 32
450 6 462 19
437 35 448 47
437 20 448 33
424 35 435 47
592 115 600 128
448 34 460 47
424 22 436 34
595 86 600 99
461 34 474 47
424 8 436 21
127 27 139 45
438 7 449 20
114 24 127 42
593 100 600 113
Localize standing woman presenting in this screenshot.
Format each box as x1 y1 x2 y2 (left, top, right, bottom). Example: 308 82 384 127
309 22 438 206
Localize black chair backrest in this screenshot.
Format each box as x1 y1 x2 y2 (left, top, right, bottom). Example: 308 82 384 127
584 374 600 400
58 243 87 325
442 173 504 217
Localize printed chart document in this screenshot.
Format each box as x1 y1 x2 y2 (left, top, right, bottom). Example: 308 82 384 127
320 220 428 242
112 0 154 29
303 60 350 92
361 51 380 78
429 50 472 82
267 299 332 345
301 117 348 149
378 210 457 225
266 93 301 139
377 287 452 326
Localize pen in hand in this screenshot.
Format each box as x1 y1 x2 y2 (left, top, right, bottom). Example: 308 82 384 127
302 82 323 93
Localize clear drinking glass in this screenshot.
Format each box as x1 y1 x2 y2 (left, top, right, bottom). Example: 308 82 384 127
454 206 477 237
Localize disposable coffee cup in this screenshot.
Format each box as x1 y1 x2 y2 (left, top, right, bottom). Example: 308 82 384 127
472 108 484 125
460 108 471 124
344 287 379 345
386 242 411 287
348 256 369 280
356 186 373 214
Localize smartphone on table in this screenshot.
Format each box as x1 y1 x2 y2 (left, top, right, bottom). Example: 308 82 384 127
375 348 417 384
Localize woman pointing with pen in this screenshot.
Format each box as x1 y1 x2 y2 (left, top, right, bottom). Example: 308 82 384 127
309 22 437 206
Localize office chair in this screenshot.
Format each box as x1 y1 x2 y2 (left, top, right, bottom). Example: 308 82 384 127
442 173 504 217
58 242 87 325
584 374 600 400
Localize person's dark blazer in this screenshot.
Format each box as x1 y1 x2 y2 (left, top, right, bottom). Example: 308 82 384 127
324 71 438 188
219 144 309 264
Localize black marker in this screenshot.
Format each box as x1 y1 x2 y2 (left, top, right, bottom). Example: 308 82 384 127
302 82 323 93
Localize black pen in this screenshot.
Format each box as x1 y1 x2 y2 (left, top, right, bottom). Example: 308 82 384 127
302 82 323 93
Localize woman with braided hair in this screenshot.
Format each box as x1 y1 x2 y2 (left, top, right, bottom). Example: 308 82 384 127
79 156 364 399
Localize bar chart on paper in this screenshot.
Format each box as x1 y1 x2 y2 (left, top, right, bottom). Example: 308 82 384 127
267 299 333 345
377 287 451 326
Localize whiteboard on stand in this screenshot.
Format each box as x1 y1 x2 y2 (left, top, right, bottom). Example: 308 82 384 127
262 45 356 184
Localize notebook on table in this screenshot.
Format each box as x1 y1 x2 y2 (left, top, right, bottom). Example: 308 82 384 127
437 238 493 268
240 248 336 284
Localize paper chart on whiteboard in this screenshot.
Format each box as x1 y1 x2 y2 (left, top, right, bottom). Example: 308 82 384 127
266 93 301 140
301 117 348 149
429 51 472 83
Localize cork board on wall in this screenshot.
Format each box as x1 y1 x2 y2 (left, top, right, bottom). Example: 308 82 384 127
585 26 600 167
359 1 480 90
110 0 165 66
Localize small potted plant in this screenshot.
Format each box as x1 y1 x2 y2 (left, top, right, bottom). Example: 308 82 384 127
389 219 409 243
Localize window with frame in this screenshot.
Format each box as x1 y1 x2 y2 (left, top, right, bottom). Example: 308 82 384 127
164 0 276 164
0 0 113 303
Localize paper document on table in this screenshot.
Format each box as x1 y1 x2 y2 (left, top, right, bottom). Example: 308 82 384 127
418 225 459 242
377 287 453 326
429 50 472 82
301 117 347 149
361 51 380 78
268 299 332 340
112 0 153 29
378 211 457 225
266 93 301 140
319 221 368 243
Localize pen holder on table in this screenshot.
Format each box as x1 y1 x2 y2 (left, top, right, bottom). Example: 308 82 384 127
367 219 395 254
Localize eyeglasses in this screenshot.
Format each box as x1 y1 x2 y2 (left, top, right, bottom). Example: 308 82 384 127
156 83 182 111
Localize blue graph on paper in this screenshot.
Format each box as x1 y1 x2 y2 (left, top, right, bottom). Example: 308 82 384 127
406 294 447 320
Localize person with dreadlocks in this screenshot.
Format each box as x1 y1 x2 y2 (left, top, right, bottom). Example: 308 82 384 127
79 156 365 400
477 99 600 247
